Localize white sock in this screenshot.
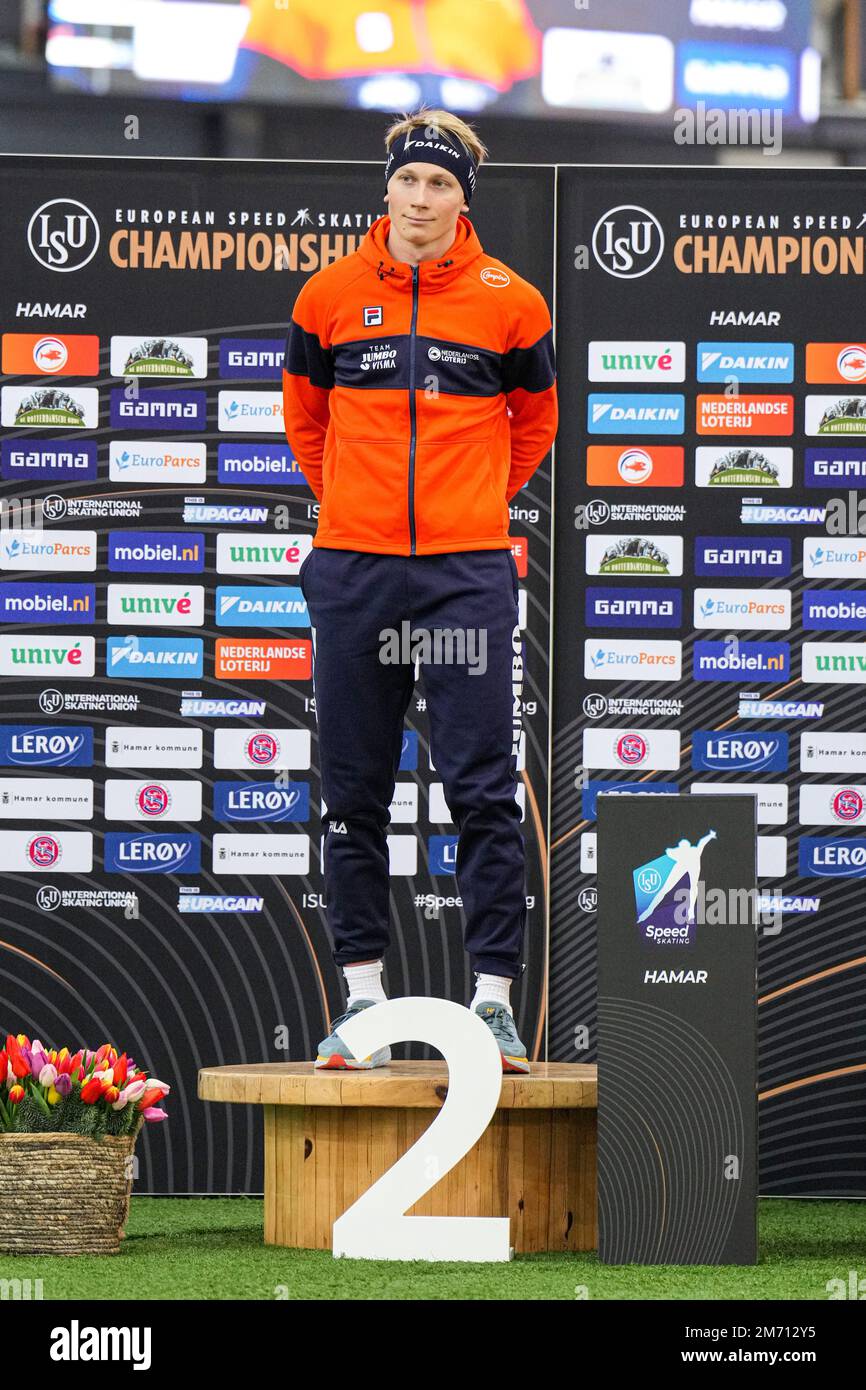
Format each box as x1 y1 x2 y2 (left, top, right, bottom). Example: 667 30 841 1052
471 973 512 1015
343 959 387 1005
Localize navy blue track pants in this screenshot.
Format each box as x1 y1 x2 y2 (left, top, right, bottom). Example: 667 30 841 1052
298 546 526 980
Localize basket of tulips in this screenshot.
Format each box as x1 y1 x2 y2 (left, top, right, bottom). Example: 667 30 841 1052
0 1033 169 1255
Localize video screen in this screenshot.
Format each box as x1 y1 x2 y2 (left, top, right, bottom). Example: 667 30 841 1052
46 0 820 125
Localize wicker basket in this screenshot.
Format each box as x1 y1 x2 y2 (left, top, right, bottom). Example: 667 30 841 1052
0 1131 137 1255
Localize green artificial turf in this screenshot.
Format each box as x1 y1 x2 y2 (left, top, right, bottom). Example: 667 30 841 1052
1 1197 862 1300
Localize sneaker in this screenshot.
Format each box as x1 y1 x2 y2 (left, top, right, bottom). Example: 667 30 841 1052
474 1002 531 1074
314 998 391 1070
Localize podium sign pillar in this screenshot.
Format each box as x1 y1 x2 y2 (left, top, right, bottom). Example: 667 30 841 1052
596 793 758 1265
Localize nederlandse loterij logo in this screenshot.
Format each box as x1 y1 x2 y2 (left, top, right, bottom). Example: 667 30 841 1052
591 205 664 278
27 199 100 272
633 830 717 945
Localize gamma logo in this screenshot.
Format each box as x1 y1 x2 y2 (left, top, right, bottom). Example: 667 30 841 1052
27 199 100 273
634 829 717 945
591 205 664 279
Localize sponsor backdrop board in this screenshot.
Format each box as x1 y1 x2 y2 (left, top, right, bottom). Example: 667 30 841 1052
0 155 554 1193
597 794 758 1264
552 165 866 1197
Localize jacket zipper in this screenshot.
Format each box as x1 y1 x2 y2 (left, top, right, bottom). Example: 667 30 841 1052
408 263 419 555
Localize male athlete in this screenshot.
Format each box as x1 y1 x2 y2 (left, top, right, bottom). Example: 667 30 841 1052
282 107 558 1072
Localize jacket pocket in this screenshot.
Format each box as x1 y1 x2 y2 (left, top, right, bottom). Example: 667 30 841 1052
412 438 508 548
320 437 411 548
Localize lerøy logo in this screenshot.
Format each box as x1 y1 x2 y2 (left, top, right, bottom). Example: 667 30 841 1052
27 200 100 273
591 206 664 279
633 830 717 945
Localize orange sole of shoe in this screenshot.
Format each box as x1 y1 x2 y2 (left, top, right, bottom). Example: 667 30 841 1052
502 1055 531 1074
314 1054 384 1070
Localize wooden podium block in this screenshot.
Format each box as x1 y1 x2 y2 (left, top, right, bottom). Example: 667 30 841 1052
198 1061 597 1254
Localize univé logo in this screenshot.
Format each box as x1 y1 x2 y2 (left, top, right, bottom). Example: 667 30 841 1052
591 205 664 279
633 830 717 945
27 199 100 273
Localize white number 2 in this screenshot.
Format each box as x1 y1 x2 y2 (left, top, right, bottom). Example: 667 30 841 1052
332 997 512 1262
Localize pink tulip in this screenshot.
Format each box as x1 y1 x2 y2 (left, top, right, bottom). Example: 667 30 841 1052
38 1063 57 1088
142 1107 167 1122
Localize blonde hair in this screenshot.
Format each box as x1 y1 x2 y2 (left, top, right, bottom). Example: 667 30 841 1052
384 105 489 169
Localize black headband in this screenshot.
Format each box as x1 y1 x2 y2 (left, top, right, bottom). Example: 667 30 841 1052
384 128 478 205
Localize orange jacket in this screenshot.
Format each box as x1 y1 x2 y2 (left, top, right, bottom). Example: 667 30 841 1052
282 212 558 556
241 0 540 90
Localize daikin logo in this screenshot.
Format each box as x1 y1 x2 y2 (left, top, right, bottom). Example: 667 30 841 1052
588 394 685 434
591 205 664 278
697 342 794 383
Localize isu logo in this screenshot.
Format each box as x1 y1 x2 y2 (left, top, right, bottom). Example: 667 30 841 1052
27 199 100 273
480 267 510 287
592 205 664 279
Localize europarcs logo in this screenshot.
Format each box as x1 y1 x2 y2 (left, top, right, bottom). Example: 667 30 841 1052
591 205 664 279
27 199 100 273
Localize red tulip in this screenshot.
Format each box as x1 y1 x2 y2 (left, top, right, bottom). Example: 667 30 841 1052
80 1077 105 1104
5 1036 30 1080
136 1087 165 1110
